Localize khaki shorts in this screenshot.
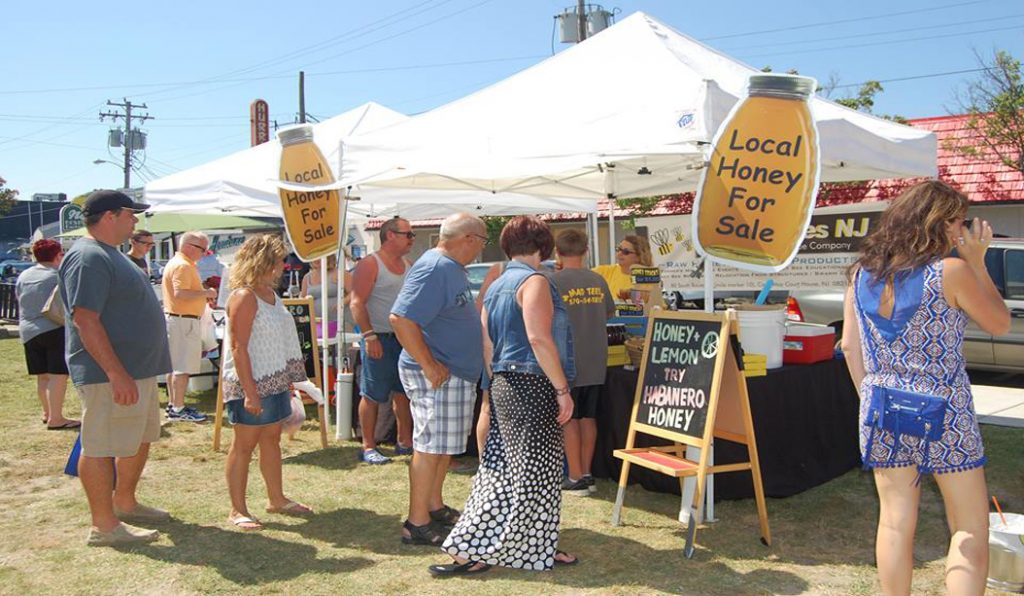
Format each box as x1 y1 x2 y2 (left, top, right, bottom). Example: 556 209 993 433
78 377 161 458
166 315 203 375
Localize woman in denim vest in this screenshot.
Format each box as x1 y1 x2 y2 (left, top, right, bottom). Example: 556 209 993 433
430 216 578 576
841 180 1010 596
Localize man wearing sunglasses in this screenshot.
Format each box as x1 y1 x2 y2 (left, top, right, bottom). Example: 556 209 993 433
127 230 155 276
349 217 417 465
161 231 217 423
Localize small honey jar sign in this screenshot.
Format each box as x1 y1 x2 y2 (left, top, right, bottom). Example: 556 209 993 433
692 73 821 273
277 124 342 262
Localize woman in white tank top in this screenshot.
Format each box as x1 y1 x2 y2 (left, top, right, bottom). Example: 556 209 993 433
222 235 313 531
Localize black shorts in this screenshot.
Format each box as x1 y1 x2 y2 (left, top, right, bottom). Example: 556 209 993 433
570 384 601 420
23 327 69 376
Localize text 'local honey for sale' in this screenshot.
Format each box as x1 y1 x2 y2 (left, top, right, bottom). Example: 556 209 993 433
694 74 820 273
277 124 341 262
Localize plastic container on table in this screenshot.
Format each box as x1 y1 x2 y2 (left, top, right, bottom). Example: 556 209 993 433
783 323 836 365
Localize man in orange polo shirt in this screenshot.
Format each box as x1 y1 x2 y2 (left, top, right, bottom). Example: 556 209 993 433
162 231 217 422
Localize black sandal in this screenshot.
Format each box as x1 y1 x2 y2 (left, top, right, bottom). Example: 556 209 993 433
401 519 445 546
554 549 579 566
429 505 461 526
428 560 491 577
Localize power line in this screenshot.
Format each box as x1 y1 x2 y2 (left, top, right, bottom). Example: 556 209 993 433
139 0 501 105
741 24 1023 60
718 13 1024 52
829 67 991 90
702 0 993 41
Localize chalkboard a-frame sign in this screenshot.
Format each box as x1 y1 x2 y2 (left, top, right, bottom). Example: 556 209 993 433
283 297 322 385
612 309 771 558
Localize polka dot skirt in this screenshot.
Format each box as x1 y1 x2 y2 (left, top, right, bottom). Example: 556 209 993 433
441 371 564 571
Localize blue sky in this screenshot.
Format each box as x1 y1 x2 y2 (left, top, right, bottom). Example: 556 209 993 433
2 0 1022 200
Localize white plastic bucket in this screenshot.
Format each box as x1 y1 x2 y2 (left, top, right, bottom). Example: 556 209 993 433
989 512 1024 593
732 305 787 369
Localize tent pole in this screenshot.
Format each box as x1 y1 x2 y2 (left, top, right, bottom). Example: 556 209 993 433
606 195 615 266
320 255 330 438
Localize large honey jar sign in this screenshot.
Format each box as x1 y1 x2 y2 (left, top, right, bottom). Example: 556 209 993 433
277 124 342 262
693 74 821 273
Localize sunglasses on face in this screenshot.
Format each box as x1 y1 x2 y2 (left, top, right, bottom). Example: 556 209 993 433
615 246 635 255
187 242 209 252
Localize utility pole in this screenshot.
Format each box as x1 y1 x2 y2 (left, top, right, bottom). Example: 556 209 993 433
298 71 307 123
577 0 587 42
99 99 153 190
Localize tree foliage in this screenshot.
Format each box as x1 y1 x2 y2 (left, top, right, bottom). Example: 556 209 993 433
0 177 18 216
950 50 1024 173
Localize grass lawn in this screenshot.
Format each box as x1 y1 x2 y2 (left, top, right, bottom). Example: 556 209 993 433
0 335 1020 595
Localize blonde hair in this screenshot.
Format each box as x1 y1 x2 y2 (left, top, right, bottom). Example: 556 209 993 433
230 234 287 289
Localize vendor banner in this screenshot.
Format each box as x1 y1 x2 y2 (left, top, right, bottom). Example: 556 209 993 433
637 201 886 293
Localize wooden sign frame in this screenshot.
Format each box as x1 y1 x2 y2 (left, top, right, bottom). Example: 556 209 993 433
213 296 328 451
611 309 770 558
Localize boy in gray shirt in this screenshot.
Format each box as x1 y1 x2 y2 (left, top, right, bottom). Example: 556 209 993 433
552 229 615 495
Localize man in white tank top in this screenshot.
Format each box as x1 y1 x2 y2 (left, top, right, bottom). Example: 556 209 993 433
349 217 416 464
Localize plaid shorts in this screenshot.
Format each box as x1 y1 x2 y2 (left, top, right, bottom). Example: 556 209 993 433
399 366 475 455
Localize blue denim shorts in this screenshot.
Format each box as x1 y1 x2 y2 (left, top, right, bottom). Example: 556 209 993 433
360 333 406 404
226 390 292 426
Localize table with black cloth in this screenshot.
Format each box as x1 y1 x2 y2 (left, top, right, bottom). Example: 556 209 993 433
591 358 861 500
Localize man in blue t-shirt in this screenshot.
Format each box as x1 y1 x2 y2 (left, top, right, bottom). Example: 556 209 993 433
390 212 486 546
59 190 173 547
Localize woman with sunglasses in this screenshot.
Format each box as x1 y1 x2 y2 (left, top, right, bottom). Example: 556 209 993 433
592 235 653 302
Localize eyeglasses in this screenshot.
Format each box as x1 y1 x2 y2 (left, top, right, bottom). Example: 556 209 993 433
615 247 635 255
468 233 489 245
187 242 209 252
134 239 155 246
393 230 416 239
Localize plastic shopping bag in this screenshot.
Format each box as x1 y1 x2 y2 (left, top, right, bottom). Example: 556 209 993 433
282 392 307 436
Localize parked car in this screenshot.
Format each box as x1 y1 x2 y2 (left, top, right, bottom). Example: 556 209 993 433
148 259 170 283
0 260 33 281
467 260 558 301
790 238 1024 372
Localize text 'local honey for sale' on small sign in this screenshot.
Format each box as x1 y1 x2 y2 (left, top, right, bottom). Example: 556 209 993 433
277 124 341 262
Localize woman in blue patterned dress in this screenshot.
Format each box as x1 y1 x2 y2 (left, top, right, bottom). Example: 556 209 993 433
841 180 1010 596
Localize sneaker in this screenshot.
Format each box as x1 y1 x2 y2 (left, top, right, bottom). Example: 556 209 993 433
167 405 207 423
582 474 597 493
360 448 391 465
86 522 159 547
394 443 414 456
561 477 590 496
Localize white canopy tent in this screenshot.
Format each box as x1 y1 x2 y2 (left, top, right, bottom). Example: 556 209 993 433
340 12 936 206
332 11 938 517
144 102 597 220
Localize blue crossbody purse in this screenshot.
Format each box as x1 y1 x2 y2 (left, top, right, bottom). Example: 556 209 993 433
856 271 948 477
